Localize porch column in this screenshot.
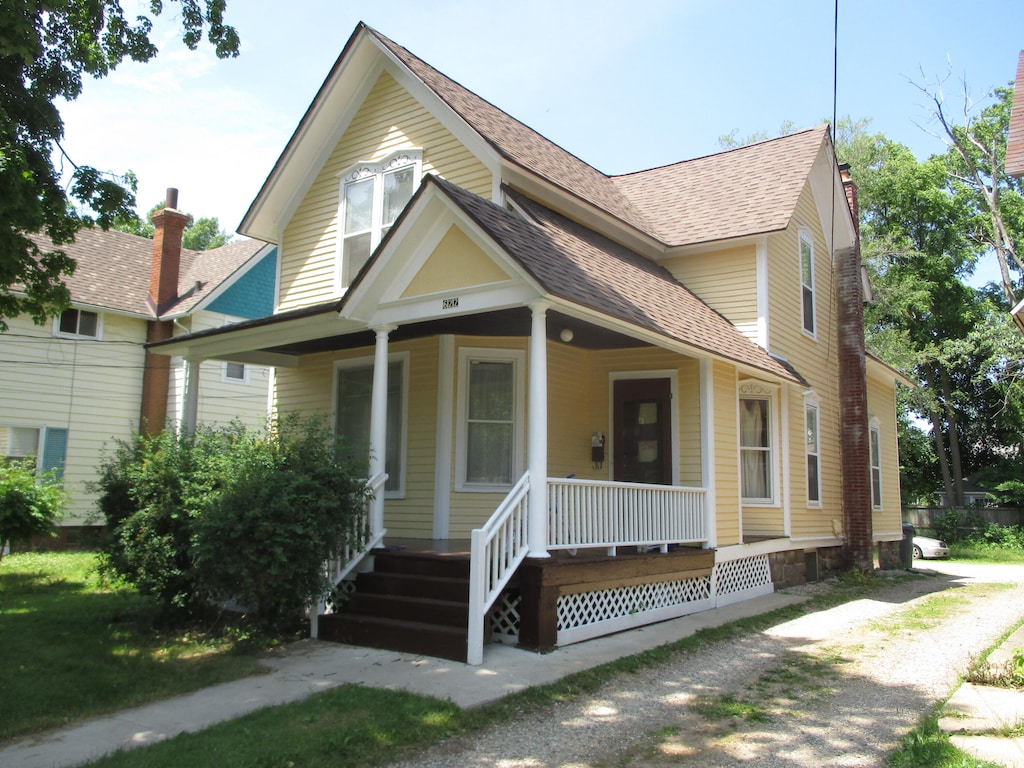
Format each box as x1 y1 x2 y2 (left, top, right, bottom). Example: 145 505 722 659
527 302 550 558
181 357 201 436
369 325 395 535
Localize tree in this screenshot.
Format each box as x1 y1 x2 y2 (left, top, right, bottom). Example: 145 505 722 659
913 75 1024 307
113 202 232 251
0 1 239 332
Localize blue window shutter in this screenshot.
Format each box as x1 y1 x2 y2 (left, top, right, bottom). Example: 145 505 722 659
41 428 68 479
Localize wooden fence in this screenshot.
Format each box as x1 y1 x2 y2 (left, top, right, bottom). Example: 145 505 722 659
904 506 1024 536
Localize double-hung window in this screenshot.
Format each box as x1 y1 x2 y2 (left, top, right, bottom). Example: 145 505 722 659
805 399 821 505
739 382 776 504
334 355 407 496
799 229 816 336
457 349 525 491
55 308 100 339
869 418 882 509
339 151 421 288
223 362 247 383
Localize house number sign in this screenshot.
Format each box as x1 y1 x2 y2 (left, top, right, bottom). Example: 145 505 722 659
442 297 459 310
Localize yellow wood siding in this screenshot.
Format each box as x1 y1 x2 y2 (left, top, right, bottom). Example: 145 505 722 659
0 312 147 524
713 361 740 546
279 70 492 311
762 185 845 542
663 245 758 335
402 225 510 298
868 375 904 539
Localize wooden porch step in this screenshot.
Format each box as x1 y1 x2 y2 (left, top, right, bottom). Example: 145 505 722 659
345 592 469 626
317 550 478 663
317 613 471 663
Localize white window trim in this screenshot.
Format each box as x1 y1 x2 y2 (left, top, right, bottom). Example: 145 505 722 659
738 380 780 506
336 148 423 293
869 416 882 511
799 227 816 339
455 347 526 493
221 361 249 384
332 351 410 499
53 307 103 340
804 394 822 508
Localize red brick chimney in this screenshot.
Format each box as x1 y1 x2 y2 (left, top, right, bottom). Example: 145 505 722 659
140 188 189 435
837 165 873 570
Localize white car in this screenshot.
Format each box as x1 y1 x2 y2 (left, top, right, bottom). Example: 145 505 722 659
913 535 950 560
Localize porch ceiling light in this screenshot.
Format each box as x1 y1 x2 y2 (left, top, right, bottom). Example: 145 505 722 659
559 328 574 343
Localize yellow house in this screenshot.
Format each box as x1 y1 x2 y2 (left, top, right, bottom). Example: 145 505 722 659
153 23 906 664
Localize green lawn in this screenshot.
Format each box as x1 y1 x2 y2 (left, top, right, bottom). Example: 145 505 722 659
1 551 1005 768
0 551 264 742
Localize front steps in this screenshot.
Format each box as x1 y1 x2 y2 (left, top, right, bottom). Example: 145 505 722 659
316 550 482 662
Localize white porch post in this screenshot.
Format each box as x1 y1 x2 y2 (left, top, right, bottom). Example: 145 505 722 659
699 357 717 549
181 357 201 436
527 302 550 558
369 325 395 536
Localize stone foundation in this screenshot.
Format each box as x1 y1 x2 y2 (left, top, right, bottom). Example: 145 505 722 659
767 545 851 589
876 540 902 570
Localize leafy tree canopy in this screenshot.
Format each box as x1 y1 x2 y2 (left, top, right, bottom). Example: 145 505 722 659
0 1 239 331
112 202 232 251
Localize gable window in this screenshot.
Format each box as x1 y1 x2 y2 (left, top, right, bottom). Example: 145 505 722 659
805 398 821 505
334 355 407 496
339 151 421 288
799 229 815 336
56 308 99 338
739 382 776 504
457 348 525 491
869 418 882 509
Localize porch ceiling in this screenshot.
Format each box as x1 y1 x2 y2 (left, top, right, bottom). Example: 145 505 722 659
260 307 651 356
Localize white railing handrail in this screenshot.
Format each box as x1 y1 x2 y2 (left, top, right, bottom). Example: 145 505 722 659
547 476 707 551
467 471 531 665
311 472 388 638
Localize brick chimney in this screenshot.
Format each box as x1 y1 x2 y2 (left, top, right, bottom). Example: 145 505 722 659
836 166 873 570
141 188 189 435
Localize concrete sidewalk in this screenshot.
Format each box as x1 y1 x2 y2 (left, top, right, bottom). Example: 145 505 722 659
0 592 804 768
942 623 1024 768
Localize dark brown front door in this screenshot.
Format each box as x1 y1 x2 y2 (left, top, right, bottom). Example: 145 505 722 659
613 378 672 485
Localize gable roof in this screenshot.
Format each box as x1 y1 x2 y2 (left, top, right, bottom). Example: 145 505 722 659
28 228 265 319
612 127 829 247
425 176 801 382
1007 51 1024 178
242 23 834 253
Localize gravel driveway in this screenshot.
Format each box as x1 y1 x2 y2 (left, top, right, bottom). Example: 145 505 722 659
389 560 1024 768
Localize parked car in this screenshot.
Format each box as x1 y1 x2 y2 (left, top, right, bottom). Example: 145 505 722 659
913 535 950 560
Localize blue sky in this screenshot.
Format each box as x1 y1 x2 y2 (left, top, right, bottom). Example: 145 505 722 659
58 0 1023 283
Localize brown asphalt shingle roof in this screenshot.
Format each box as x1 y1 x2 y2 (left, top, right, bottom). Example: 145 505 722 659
28 228 263 318
368 26 827 250
425 176 800 383
1007 51 1024 178
611 127 828 246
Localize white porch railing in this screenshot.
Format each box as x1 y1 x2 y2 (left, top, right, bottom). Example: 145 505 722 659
311 472 388 639
547 477 707 552
467 471 531 665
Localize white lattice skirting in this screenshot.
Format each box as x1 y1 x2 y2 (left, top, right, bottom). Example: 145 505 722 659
487 553 775 649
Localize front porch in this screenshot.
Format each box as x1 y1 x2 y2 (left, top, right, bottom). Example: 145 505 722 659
314 474 776 664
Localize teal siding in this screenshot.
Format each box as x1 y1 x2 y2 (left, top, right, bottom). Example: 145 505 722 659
207 248 276 319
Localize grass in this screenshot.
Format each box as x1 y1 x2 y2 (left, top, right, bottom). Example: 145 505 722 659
948 541 1024 564
0 552 265 743
0 552 1006 768
887 710 1005 768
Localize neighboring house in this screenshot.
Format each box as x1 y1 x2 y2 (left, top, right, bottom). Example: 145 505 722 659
0 194 276 539
152 24 907 664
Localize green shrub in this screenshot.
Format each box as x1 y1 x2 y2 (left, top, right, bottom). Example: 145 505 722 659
0 460 65 560
191 415 370 632
94 416 370 632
